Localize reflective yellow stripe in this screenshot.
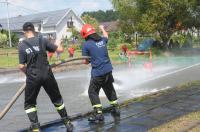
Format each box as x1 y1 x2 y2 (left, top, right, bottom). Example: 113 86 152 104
25 107 37 114
55 61 61 65
33 129 40 132
56 104 65 110
110 100 118 105
97 110 102 114
93 104 102 108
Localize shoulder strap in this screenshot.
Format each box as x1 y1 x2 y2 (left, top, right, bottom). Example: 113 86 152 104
38 36 42 51
23 37 44 54
38 36 46 53
23 40 36 55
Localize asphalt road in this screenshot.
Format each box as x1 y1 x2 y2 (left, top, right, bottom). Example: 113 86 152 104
0 56 200 132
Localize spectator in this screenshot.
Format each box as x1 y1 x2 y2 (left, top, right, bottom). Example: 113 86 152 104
68 46 75 58
121 44 128 56
48 52 54 61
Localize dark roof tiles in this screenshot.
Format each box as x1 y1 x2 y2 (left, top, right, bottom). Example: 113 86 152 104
0 8 70 30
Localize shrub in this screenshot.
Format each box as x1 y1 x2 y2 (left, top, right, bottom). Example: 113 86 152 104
0 33 8 48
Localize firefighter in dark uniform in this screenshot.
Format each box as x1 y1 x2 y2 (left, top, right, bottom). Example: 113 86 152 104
18 22 73 132
81 24 120 122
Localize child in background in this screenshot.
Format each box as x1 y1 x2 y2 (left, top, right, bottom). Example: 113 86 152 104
68 46 75 58
48 52 54 61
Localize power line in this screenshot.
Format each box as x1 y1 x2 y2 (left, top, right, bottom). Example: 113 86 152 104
0 1 40 16
0 22 30 24
8 2 40 13
8 4 37 15
0 0 40 13
0 0 37 47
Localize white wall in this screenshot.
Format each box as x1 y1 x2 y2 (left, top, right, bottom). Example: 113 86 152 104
55 10 84 45
68 10 84 31
42 26 56 34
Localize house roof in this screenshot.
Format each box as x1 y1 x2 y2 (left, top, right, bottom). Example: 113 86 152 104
0 8 71 31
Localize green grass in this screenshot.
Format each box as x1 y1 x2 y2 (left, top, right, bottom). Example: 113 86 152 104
0 54 19 68
149 110 200 132
0 48 18 68
0 47 154 68
147 80 200 132
0 49 83 68
109 49 123 62
0 48 125 68
48 50 82 64
0 48 18 53
0 49 123 68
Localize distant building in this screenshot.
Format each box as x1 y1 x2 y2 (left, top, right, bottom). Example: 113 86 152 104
0 8 84 44
100 21 119 32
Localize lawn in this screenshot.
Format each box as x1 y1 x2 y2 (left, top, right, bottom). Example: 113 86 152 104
149 111 200 132
0 48 124 68
0 48 18 68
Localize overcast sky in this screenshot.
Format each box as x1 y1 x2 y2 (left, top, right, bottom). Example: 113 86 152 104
0 0 113 18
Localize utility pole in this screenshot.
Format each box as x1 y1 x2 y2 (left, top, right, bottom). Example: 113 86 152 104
70 16 74 44
6 0 12 47
135 32 138 48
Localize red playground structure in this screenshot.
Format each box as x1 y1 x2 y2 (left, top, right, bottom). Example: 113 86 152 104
127 49 153 71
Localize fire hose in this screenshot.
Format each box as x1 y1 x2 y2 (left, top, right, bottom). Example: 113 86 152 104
0 56 90 120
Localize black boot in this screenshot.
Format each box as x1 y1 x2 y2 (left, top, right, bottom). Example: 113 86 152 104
62 117 73 132
29 122 41 132
57 107 73 132
88 107 104 122
110 104 120 117
26 111 41 132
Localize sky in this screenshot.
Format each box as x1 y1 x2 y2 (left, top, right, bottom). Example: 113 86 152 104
0 0 113 18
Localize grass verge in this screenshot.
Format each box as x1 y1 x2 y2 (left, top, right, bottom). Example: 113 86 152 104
149 111 200 132
147 81 200 132
0 48 124 68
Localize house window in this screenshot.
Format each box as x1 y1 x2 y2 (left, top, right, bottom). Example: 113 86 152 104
67 17 74 28
48 34 53 39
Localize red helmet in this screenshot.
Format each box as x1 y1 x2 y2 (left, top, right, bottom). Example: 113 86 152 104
80 24 96 39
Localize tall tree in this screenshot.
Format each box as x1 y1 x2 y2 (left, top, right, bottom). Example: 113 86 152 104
112 0 200 45
81 15 100 32
81 10 119 22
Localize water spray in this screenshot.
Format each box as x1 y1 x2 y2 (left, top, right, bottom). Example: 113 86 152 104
127 49 153 71
0 56 90 120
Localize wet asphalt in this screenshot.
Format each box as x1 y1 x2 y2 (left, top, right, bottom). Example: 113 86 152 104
0 56 200 132
40 83 200 132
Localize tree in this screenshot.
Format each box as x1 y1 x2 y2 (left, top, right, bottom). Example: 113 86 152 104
108 31 125 49
81 15 100 32
81 10 119 22
112 0 200 46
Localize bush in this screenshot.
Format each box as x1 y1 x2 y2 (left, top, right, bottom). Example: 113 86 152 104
0 33 8 48
1 30 19 47
108 31 125 50
171 33 190 48
108 37 119 50
152 47 162 55
71 44 81 50
11 33 19 47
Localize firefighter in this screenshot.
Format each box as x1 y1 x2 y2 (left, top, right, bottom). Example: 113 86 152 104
80 24 120 122
18 22 73 132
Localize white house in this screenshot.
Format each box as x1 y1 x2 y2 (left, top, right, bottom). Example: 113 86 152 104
0 8 84 45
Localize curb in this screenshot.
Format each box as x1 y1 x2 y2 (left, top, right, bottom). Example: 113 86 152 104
0 69 19 74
